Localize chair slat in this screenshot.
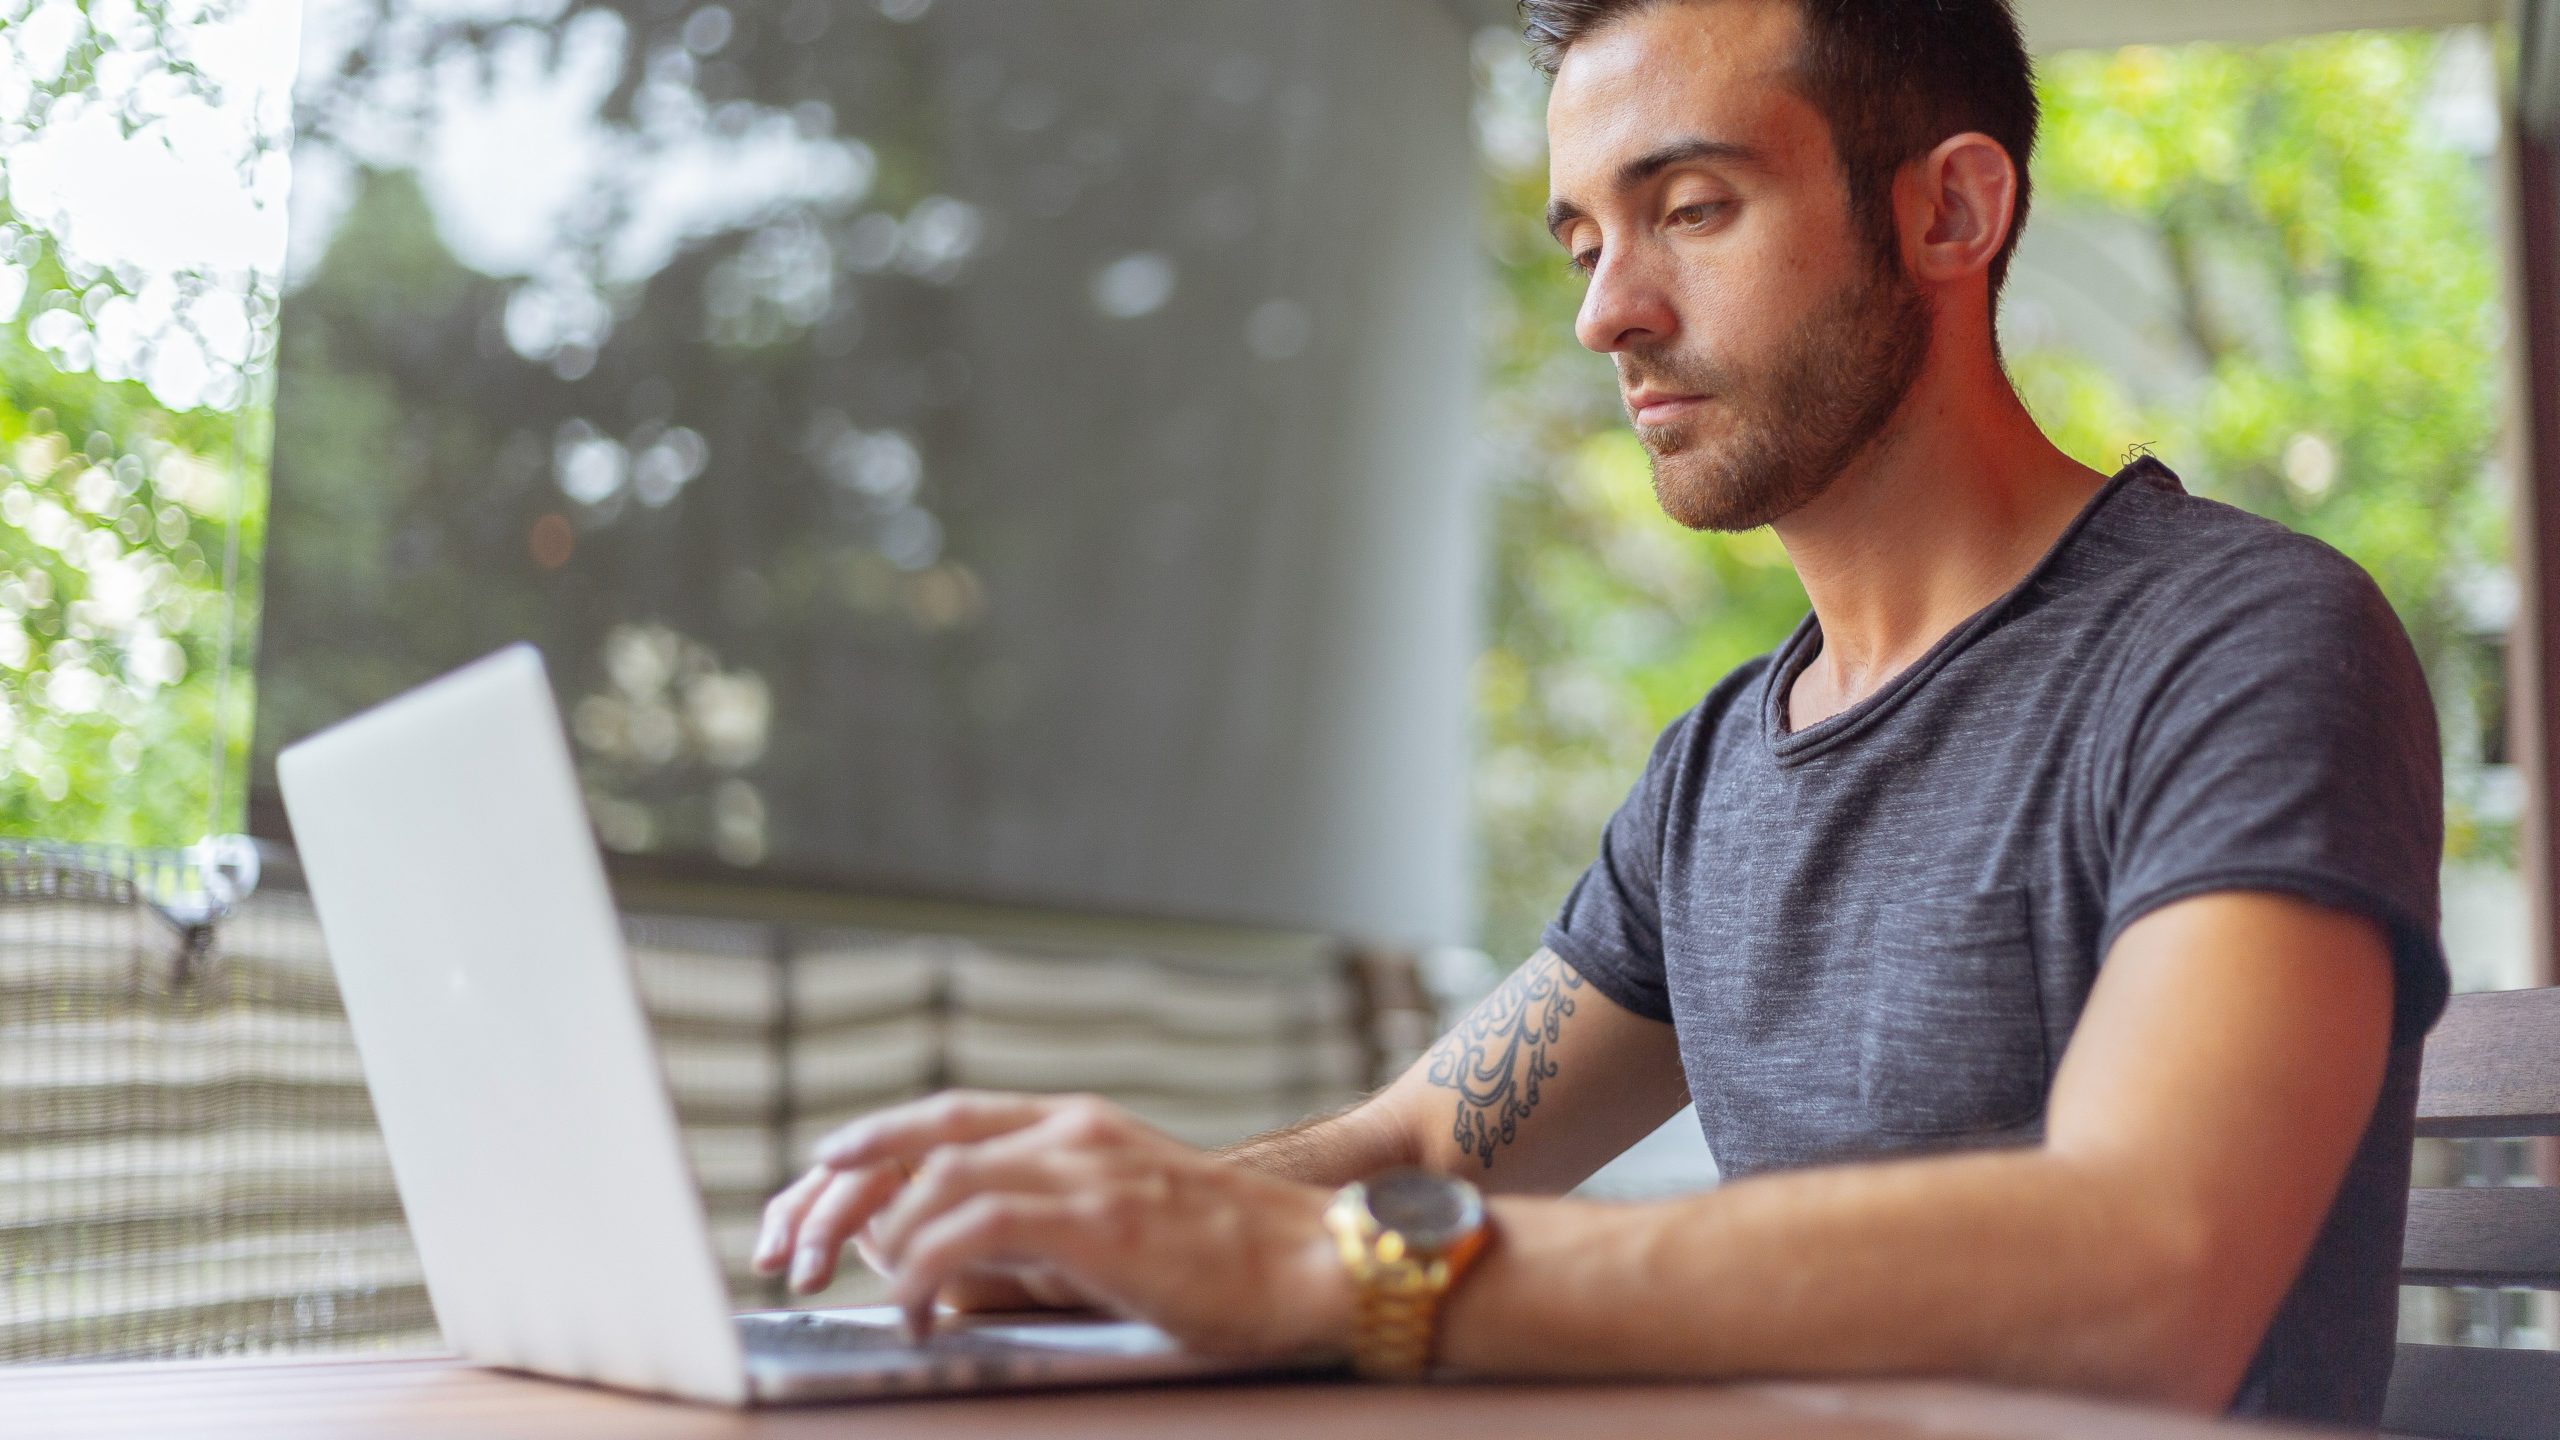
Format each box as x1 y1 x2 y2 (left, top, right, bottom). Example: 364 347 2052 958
2415 989 2560 1139
2401 1189 2560 1288
2383 1343 2560 1440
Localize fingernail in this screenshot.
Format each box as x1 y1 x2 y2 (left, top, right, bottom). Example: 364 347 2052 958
789 1249 819 1293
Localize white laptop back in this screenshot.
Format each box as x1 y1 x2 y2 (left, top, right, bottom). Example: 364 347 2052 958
278 644 748 1404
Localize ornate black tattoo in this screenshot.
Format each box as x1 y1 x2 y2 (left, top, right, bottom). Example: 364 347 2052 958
1423 950 1584 1169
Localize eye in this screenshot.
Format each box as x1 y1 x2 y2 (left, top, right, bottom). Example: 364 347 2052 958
1668 201 1732 230
1566 247 1600 277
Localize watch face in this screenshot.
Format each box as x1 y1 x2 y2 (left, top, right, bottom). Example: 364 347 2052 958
1364 1167 1484 1253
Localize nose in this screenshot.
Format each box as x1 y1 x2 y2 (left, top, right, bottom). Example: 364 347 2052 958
1573 245 1680 356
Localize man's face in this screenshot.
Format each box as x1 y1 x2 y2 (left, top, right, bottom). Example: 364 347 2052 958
1545 0 1931 533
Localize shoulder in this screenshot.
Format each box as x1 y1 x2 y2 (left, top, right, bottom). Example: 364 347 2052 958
2087 476 2413 670
2072 478 2438 776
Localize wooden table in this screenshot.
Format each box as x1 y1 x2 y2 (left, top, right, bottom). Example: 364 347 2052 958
2 1353 2354 1440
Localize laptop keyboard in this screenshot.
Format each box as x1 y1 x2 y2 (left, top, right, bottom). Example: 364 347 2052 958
736 1311 1016 1359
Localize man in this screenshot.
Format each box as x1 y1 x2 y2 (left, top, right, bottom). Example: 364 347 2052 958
754 0 2450 1426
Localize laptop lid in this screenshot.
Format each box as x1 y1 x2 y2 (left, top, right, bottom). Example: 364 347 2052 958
278 644 748 1404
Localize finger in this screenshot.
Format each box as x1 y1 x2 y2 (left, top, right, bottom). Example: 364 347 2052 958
1018 1267 1088 1310
847 1177 916 1281
787 1163 909 1295
752 1165 836 1275
813 1090 1088 1171
868 1229 1090 1314
845 1157 916 1275
851 1221 891 1280
867 1125 1105 1268
938 1270 1063 1315
888 1195 1098 1339
890 1258 1091 1315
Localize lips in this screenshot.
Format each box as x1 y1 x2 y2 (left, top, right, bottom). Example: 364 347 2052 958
1627 390 1709 426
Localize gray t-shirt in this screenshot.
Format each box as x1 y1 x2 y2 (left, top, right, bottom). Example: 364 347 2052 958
1545 457 2450 1428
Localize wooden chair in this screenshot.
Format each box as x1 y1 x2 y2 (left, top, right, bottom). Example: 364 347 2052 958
2381 986 2560 1439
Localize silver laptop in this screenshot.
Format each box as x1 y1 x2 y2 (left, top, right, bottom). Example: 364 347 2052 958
277 643 1289 1404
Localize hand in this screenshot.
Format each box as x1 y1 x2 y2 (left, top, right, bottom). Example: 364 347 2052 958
751 1159 1085 1312
754 1090 1354 1359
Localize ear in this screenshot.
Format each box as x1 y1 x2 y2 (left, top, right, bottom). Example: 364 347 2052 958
1903 132 2019 286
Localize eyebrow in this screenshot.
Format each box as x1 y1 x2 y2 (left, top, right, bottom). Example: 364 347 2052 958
1544 137 1767 242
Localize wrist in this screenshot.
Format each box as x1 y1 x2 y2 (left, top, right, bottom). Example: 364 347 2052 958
1320 1168 1493 1379
1291 1190 1362 1358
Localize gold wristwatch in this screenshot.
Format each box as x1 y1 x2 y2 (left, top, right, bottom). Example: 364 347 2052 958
1322 1167 1492 1380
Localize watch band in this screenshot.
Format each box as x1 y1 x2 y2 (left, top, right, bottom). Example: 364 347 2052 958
1323 1182 1491 1380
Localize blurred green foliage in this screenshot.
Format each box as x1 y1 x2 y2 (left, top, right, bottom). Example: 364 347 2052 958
1471 29 2508 962
0 299 262 846
0 0 265 847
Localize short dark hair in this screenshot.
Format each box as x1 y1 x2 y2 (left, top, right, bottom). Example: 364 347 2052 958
1522 0 2039 300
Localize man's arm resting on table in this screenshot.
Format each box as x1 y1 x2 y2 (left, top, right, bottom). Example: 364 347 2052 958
755 889 2390 1412
753 946 1687 1300
1432 890 2397 1412
1221 948 1692 1193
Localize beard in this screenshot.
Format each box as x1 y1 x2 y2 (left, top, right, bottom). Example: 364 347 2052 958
1625 255 1934 533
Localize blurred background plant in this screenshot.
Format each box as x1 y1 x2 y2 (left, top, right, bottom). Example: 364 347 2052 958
0 0 278 845
0 6 2514 967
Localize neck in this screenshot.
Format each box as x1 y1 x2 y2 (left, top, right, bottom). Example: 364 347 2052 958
1772 328 2109 719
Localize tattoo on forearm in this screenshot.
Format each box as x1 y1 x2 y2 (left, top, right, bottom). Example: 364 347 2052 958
1423 950 1584 1169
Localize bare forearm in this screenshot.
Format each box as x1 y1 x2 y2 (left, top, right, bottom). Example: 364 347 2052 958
1437 1147 2240 1411
1219 1094 1418 1188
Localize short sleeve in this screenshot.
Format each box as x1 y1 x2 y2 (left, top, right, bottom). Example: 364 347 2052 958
2101 547 2450 1050
1541 711 1693 1025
